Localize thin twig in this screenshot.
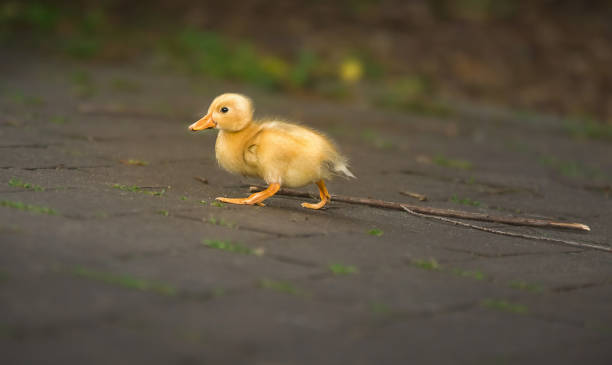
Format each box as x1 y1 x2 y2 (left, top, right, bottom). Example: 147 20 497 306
401 206 611 253
248 185 590 232
400 191 428 201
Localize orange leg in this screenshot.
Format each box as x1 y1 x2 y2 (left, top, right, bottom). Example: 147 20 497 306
216 183 280 206
301 180 331 210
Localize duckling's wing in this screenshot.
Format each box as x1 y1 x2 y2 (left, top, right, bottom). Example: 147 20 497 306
243 142 258 166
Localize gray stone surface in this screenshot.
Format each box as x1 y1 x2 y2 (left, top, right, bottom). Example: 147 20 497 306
1 52 611 364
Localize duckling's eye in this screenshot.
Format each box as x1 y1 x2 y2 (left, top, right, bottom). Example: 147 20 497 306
220 107 229 113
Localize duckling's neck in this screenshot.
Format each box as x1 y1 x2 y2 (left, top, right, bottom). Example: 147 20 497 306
215 121 261 175
217 121 260 142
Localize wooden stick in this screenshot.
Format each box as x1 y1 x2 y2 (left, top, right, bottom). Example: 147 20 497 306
401 206 610 253
248 185 591 232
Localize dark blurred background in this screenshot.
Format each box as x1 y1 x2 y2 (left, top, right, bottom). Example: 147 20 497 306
2 0 611 135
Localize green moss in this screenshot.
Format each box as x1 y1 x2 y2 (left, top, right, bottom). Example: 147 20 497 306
509 280 543 293
451 268 485 280
202 239 256 255
71 266 177 296
0 224 22 233
70 70 91 85
0 200 57 215
8 91 43 106
210 201 225 208
450 195 481 207
113 184 140 192
258 279 304 296
361 129 394 149
157 210 169 216
411 259 489 282
50 115 69 124
121 159 149 166
70 70 97 98
211 287 226 297
564 118 612 142
412 258 440 271
433 155 472 170
329 263 358 275
370 301 391 315
481 299 528 314
368 228 384 236
181 196 188 201
8 177 44 191
112 184 165 196
538 155 605 180
207 216 236 228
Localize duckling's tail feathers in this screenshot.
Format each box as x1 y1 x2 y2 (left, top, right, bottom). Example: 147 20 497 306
332 161 356 179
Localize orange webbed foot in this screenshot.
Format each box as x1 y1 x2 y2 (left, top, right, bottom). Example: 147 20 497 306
301 180 330 210
301 200 327 210
215 183 279 207
216 197 265 206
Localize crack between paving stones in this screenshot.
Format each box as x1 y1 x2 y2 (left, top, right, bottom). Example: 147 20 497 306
2 312 123 341
0 144 57 149
551 280 612 293
61 211 146 220
0 164 113 171
358 289 607 337
441 246 585 258
401 255 612 296
265 254 320 268
171 212 324 238
396 169 542 196
0 187 80 194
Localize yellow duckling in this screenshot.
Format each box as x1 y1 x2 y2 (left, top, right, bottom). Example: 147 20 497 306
188 93 355 209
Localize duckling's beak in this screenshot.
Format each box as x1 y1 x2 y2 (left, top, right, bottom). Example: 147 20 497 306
189 114 216 131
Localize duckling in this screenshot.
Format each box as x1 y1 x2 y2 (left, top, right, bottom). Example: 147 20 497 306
188 93 355 209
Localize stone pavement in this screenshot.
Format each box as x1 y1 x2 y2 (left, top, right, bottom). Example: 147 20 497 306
1 51 611 364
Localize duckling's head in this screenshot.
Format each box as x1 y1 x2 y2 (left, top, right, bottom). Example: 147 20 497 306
189 93 254 133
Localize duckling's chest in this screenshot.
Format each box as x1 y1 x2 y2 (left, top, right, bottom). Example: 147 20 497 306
215 132 257 176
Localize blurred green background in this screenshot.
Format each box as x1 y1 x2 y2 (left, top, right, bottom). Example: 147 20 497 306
2 0 611 138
